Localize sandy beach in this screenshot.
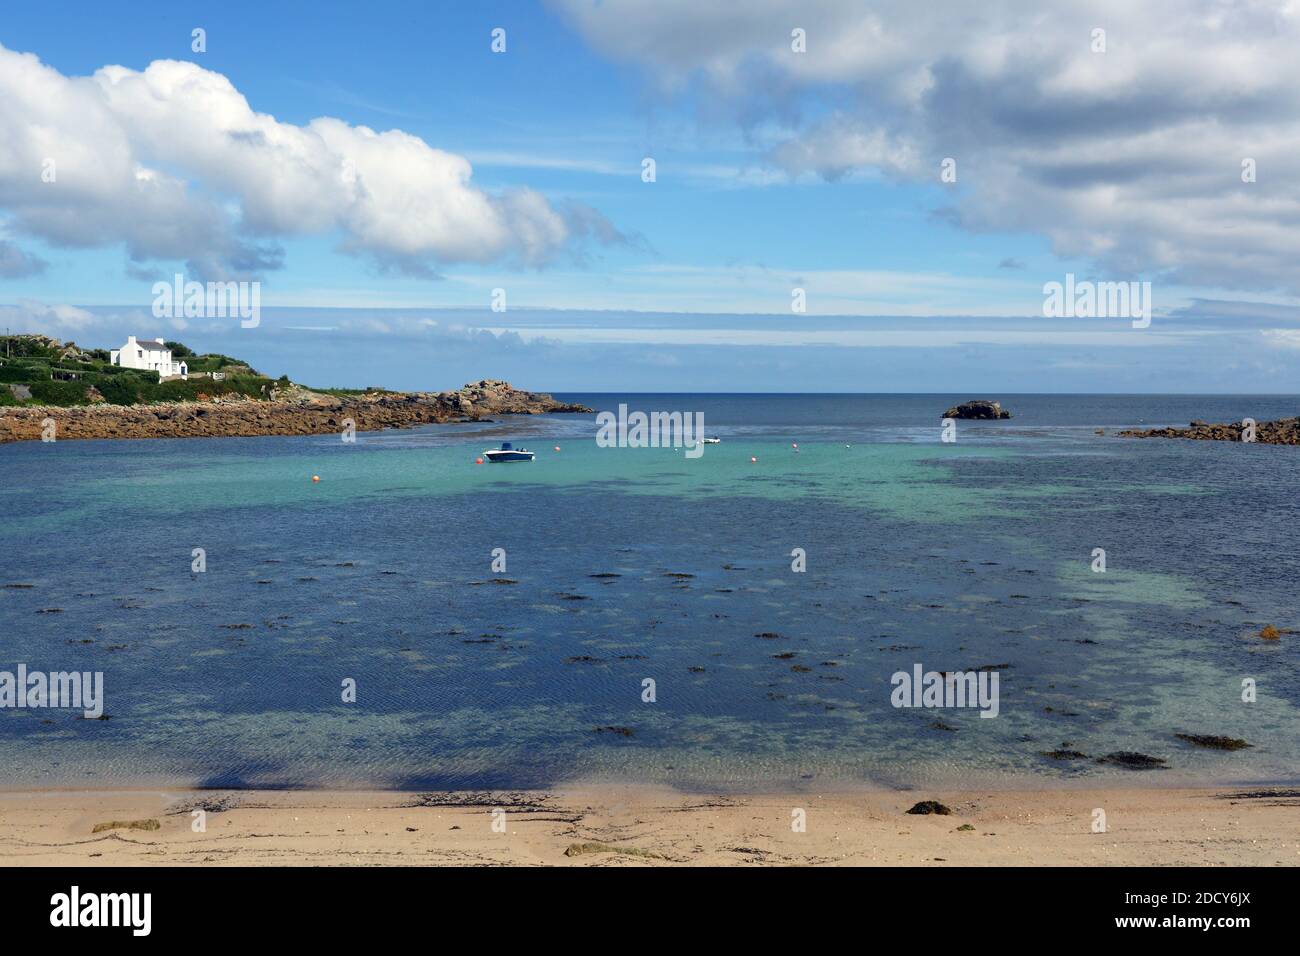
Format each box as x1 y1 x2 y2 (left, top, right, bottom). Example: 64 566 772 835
1 786 1296 866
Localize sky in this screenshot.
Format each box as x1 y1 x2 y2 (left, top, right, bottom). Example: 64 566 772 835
2 0 1299 392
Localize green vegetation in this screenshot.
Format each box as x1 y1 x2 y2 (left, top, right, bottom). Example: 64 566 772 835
311 386 372 397
185 352 250 373
0 335 278 408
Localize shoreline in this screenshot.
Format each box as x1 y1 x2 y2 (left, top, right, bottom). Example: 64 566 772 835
3 766 1298 796
1 785 1296 866
0 379 589 444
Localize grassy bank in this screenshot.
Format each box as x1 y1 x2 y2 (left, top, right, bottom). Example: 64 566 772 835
0 335 281 408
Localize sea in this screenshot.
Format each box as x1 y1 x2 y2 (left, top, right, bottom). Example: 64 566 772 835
1 393 1297 792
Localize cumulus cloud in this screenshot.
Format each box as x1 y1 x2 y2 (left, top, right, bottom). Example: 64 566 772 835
767 115 920 181
553 0 1300 294
0 44 618 279
0 300 98 333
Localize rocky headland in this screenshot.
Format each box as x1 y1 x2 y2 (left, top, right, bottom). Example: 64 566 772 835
1119 417 1300 445
0 379 590 443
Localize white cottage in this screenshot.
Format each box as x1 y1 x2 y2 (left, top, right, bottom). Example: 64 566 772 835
110 336 188 382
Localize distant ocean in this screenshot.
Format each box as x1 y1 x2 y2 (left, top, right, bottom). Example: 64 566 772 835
1 394 1297 791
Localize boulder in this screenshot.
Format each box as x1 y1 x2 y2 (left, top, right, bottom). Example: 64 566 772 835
943 399 1011 420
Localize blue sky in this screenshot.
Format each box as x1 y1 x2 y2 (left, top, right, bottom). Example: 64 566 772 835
2 1 1300 391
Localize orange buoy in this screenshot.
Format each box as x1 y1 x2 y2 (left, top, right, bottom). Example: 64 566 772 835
554 446 561 452
475 457 484 465
750 456 757 463
311 475 320 482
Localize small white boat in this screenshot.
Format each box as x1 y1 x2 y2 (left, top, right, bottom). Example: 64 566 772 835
483 441 535 463
702 437 721 444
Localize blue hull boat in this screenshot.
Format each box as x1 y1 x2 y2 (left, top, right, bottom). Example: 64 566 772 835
484 441 535 463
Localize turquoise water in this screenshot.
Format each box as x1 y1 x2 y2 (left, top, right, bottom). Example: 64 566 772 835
0 394 1297 790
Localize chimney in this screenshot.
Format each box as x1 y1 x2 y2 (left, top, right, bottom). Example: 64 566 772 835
127 335 136 344
156 337 166 345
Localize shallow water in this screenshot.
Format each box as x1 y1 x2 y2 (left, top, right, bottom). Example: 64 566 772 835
1 394 1297 791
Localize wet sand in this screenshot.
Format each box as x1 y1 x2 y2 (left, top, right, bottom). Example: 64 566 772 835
1 785 1296 866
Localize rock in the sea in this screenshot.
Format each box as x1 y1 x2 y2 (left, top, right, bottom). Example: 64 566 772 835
1040 749 1089 760
943 399 1011 420
1097 751 1167 770
906 800 953 815
1175 733 1252 751
1119 416 1300 445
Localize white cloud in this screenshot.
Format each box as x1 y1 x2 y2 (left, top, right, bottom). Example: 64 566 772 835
552 0 1300 294
0 44 620 279
1261 328 1300 350
0 300 98 333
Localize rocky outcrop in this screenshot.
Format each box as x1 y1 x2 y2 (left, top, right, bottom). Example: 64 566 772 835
1119 417 1300 445
0 379 589 443
943 399 1011 420
3 333 94 362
